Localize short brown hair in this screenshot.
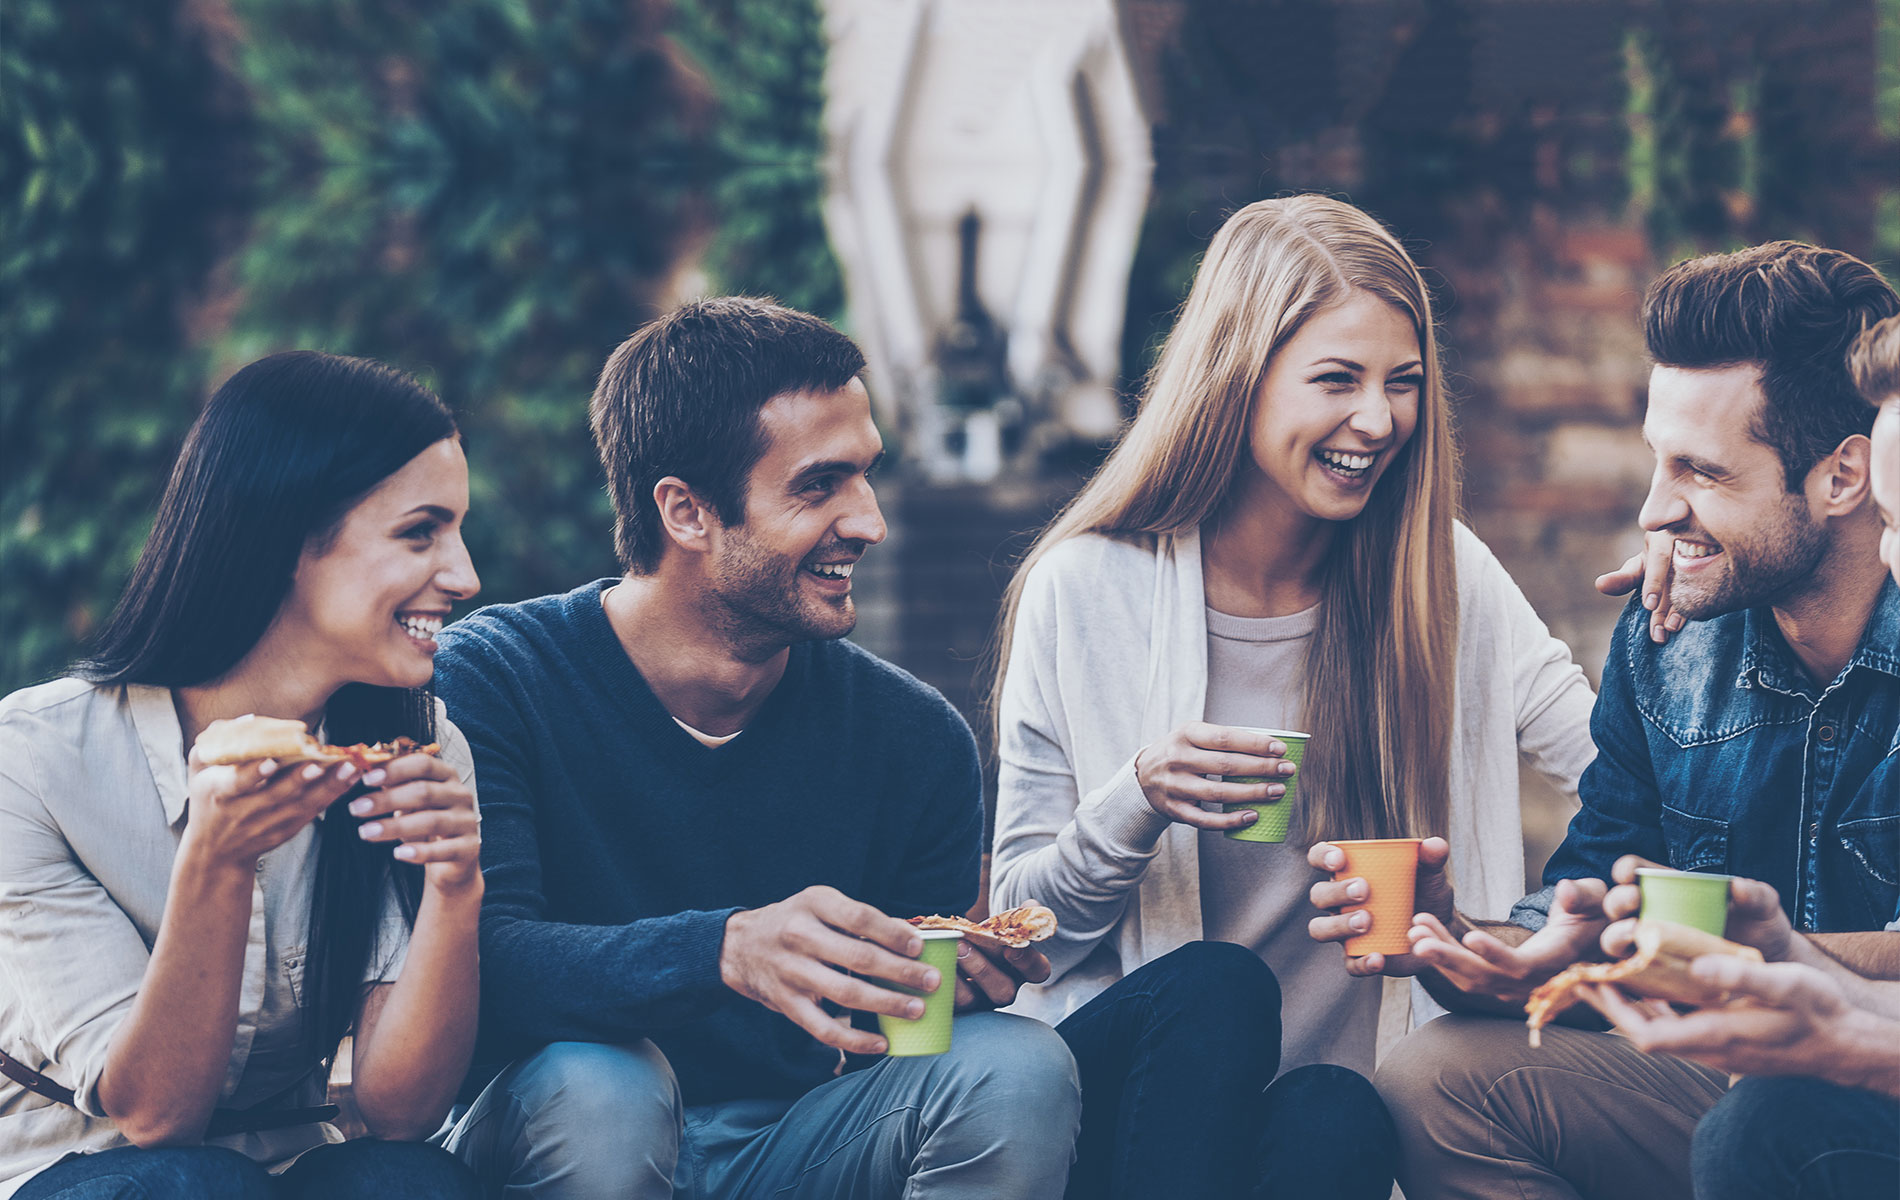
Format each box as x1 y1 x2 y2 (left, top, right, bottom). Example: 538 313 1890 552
1644 241 1898 489
1849 313 1900 409
589 297 866 574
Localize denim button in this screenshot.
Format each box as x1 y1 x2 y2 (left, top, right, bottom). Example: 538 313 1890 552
1818 725 1835 742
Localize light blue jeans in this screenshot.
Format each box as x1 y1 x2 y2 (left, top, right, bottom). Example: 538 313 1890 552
445 1011 1079 1199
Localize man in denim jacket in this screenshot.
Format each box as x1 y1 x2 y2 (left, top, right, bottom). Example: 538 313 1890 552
1352 242 1900 1200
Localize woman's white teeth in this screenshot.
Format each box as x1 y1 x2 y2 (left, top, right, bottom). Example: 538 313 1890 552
399 615 443 638
1318 449 1373 474
810 562 854 579
1676 541 1720 560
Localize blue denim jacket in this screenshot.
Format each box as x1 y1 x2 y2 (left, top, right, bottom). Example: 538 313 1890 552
1515 579 1900 935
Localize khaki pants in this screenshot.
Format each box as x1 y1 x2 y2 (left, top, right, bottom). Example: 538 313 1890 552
1374 1014 1729 1200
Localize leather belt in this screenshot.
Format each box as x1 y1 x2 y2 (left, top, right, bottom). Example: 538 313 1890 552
0 1047 338 1135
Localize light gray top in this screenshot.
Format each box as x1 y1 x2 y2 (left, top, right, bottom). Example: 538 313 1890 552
992 523 1600 1053
1197 603 1382 1075
0 679 473 1195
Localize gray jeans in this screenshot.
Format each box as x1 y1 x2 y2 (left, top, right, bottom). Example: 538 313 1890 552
1373 1014 1729 1200
443 1011 1080 1200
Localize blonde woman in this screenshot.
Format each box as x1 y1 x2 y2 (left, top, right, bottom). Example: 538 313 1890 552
988 195 1598 1199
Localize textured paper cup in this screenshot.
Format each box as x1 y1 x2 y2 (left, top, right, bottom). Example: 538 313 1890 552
876 929 961 1056
1330 838 1424 956
1637 868 1732 937
1222 728 1308 843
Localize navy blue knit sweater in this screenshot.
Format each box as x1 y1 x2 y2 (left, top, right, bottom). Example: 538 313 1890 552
433 581 983 1105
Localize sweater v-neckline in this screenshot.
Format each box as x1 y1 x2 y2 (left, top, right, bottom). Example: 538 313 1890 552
571 580 799 756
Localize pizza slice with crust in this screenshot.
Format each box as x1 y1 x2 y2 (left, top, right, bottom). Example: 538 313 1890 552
1524 919 1764 1047
911 902 1058 954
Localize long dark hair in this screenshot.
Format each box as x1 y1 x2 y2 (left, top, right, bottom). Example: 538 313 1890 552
78 350 460 1062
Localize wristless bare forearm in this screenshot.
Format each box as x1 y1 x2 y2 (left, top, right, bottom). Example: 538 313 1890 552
97 846 254 1143
1807 931 1900 981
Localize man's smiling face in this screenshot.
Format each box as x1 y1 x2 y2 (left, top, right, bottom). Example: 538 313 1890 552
701 377 887 645
1638 364 1829 619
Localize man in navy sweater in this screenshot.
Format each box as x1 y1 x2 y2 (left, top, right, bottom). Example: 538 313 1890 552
433 299 1080 1199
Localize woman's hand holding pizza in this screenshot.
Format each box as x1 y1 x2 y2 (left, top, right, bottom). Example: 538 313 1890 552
349 751 482 893
183 749 359 871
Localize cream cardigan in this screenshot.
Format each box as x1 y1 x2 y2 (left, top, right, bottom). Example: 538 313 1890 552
991 524 1599 1045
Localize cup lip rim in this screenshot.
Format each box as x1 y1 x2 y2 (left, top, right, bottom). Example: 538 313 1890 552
1233 726 1311 740
1326 837 1426 848
913 928 966 940
1635 867 1734 882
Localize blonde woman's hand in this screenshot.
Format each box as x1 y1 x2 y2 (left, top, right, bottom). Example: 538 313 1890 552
349 753 482 894
183 750 359 871
1307 837 1455 977
1134 722 1295 831
1594 531 1683 644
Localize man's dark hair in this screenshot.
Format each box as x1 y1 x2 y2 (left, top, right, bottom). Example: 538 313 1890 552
1643 241 1899 489
1849 313 1900 410
590 296 868 574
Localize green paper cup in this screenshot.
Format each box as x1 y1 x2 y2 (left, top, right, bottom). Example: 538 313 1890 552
875 929 961 1056
1637 868 1732 937
1221 728 1307 843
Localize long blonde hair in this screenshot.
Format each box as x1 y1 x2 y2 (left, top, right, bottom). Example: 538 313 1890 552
990 194 1459 843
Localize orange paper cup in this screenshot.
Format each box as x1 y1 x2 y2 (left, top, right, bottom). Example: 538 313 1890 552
1330 838 1424 957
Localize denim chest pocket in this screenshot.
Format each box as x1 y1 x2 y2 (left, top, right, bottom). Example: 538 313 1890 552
282 945 307 1008
1838 816 1900 922
1659 803 1730 873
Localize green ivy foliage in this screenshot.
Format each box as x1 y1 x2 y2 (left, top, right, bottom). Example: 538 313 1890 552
675 0 845 321
0 0 247 691
3 0 842 695
216 0 708 613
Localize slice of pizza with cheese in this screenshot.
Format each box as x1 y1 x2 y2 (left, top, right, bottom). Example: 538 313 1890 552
911 902 1058 954
1524 919 1763 1047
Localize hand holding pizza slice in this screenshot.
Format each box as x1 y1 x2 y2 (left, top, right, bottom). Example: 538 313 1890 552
195 713 439 769
1524 919 1764 1047
909 903 1058 1010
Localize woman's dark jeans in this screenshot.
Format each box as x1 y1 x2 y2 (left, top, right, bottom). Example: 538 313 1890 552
16 1138 478 1200
1693 1075 1900 1200
1054 940 1398 1200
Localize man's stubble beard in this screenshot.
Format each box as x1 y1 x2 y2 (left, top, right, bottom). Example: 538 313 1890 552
1669 492 1830 620
706 523 858 649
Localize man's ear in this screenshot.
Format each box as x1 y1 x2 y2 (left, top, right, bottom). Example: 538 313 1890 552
653 476 716 555
1813 434 1873 517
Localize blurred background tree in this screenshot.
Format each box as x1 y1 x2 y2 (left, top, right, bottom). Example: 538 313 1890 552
3 0 1894 712
1 0 249 690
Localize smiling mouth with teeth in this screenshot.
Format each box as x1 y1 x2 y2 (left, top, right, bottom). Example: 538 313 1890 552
1674 540 1722 560
398 614 444 640
808 562 855 581
1316 449 1376 477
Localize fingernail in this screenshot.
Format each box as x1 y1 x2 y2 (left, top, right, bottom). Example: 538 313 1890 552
872 1040 889 1055
394 844 417 860
348 798 373 816
359 822 383 839
922 968 940 989
1667 614 1684 631
1280 761 1297 776
907 1000 925 1018
258 760 278 776
1644 593 1658 610
1348 882 1368 900
362 769 385 787
956 941 971 958
336 763 357 782
1268 784 1285 798
302 764 324 781
1269 741 1286 755
905 937 922 957
1351 913 1371 930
